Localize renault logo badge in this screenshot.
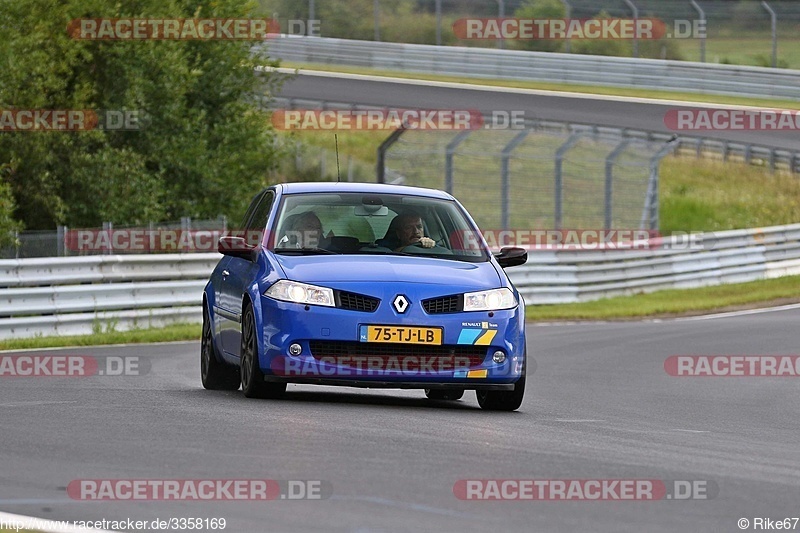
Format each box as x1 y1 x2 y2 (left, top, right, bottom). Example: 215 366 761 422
393 295 409 314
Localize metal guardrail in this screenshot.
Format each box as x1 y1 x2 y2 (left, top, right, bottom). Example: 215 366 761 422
0 254 219 340
508 224 800 304
1 225 799 339
263 36 800 100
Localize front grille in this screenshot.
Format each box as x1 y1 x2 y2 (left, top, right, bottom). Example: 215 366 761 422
309 341 486 369
336 291 380 312
422 295 462 314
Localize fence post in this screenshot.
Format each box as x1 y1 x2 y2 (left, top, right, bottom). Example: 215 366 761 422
497 0 505 50
690 0 706 63
761 1 777 68
445 130 472 194
641 138 680 230
605 139 631 229
57 225 66 256
374 0 380 41
500 130 530 230
623 0 639 58
554 131 584 230
435 0 442 46
560 0 572 53
308 0 315 35
376 127 407 183
102 221 113 255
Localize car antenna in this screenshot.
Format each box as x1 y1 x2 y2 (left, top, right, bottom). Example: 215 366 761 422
335 134 341 183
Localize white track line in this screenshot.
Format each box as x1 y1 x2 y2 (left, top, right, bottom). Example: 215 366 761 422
270 67 792 111
0 510 117 533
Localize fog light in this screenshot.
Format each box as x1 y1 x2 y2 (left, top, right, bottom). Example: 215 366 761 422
492 350 506 364
289 343 302 356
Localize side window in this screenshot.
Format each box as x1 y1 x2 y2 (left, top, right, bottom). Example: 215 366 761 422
246 191 275 244
238 192 264 231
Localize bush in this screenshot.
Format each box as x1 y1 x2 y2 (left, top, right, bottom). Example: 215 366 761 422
511 0 566 53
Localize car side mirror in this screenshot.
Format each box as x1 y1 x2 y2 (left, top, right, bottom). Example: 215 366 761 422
218 236 257 261
494 246 527 268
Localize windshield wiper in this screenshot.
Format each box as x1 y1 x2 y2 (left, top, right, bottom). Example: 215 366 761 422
275 247 339 255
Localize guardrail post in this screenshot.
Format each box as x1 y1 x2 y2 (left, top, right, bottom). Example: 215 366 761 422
761 1 778 68
605 139 631 229
445 130 472 194
690 0 706 62
622 0 639 58
769 148 776 173
376 127 407 183
554 132 584 229
501 130 530 230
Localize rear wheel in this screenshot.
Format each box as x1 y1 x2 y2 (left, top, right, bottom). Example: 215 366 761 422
240 303 286 399
476 376 525 411
424 389 464 401
201 305 240 391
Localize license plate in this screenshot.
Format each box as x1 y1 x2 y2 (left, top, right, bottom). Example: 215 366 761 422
361 325 443 345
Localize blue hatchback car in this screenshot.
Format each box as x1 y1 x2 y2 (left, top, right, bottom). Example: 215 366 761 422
201 182 528 410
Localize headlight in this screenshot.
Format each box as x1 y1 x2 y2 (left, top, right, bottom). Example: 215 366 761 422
265 280 335 307
463 288 517 311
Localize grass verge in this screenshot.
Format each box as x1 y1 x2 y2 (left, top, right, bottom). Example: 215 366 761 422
526 275 800 321
0 323 200 351
278 61 800 110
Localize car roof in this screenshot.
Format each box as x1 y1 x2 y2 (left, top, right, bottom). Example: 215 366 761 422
276 182 455 200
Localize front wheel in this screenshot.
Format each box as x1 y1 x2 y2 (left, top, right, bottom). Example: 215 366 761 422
240 304 286 399
476 376 525 411
201 305 240 391
425 389 464 401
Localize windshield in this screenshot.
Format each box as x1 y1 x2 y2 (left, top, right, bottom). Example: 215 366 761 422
269 192 490 262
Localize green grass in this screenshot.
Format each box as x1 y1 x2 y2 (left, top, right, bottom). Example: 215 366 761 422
277 61 800 110
680 37 800 70
0 323 200 351
660 157 800 233
526 275 800 321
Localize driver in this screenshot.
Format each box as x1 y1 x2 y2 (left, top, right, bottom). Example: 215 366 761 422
393 212 435 252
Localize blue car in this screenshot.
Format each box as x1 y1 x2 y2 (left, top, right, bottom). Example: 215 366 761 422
201 182 528 411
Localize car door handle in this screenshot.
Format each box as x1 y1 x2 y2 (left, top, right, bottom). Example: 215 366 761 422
221 270 230 279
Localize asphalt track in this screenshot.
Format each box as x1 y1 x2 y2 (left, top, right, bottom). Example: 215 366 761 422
275 70 800 150
1 307 799 532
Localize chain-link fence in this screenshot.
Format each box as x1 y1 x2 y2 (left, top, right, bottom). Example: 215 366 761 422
380 123 679 230
263 0 800 67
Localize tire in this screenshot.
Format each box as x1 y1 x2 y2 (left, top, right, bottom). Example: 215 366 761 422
201 305 240 391
240 303 286 399
476 376 525 411
425 389 464 401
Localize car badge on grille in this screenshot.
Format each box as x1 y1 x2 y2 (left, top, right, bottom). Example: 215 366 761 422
393 295 409 313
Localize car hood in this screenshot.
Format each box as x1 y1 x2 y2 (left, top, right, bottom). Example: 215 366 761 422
274 254 501 290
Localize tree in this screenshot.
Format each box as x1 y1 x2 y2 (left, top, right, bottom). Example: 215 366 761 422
0 0 282 230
